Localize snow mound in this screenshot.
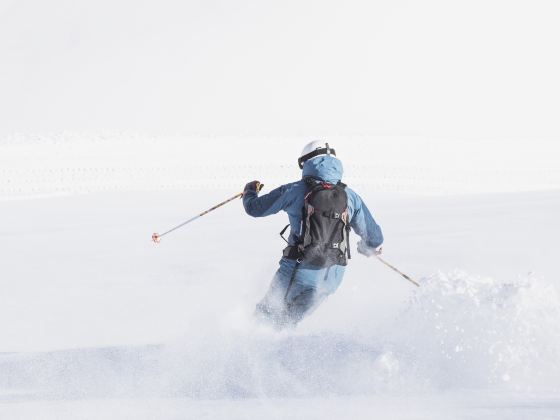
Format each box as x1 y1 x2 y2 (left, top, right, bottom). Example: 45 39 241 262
161 270 560 397
387 271 560 392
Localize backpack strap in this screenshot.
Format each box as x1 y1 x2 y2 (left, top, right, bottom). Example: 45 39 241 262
279 224 290 244
304 176 318 189
345 221 352 260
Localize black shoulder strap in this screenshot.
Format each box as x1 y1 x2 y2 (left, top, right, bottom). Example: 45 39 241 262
304 176 318 189
279 224 290 243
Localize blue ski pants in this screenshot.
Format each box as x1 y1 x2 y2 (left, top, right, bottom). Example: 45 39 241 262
255 257 346 328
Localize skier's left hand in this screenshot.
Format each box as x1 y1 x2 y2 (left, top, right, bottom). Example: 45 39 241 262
357 240 382 257
243 180 264 196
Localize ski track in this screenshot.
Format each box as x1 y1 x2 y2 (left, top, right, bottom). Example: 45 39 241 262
1 135 559 197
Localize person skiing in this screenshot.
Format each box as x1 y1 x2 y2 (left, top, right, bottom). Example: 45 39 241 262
243 141 383 329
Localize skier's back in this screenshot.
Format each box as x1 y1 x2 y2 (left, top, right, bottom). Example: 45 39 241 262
243 141 383 328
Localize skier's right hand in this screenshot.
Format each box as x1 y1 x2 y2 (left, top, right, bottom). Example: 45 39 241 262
357 240 382 257
243 180 264 196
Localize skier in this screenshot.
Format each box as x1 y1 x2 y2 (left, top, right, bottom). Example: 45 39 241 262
242 141 383 328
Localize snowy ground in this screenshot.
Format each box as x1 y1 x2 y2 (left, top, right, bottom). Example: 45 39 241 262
1 137 560 419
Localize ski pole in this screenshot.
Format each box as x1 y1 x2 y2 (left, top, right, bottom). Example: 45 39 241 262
375 255 420 287
151 183 263 243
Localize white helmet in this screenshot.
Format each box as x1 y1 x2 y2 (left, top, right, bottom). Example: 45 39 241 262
298 140 336 169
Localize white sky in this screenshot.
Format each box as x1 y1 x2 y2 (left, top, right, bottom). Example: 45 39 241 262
0 0 559 137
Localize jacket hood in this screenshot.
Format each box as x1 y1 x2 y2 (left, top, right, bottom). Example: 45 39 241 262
301 155 343 184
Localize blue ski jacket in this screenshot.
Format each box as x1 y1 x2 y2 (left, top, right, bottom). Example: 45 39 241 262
243 155 383 250
243 155 383 296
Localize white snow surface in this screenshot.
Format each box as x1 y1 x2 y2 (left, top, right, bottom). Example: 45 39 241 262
1 136 560 419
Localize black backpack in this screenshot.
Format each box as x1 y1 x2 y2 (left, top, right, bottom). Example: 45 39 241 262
281 177 351 267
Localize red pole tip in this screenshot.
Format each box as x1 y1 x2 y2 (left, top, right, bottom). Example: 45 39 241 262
152 233 160 243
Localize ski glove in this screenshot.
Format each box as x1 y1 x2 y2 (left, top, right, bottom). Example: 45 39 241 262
357 240 382 257
243 180 264 195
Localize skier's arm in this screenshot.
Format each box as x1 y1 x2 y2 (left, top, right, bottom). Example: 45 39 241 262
243 182 291 217
348 191 383 249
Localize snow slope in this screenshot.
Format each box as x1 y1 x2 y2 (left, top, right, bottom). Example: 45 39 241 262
1 136 559 419
2 0 560 416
